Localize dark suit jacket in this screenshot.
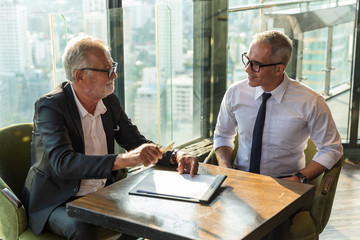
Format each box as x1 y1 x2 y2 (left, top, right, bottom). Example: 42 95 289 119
22 81 172 235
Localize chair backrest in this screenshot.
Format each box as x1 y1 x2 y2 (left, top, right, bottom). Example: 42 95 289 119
301 138 342 226
312 155 342 234
304 139 323 187
296 139 342 229
0 123 33 197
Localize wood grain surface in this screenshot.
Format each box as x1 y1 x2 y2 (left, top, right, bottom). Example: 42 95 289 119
67 163 315 240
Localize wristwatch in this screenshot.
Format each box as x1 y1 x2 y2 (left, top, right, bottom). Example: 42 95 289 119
295 172 308 183
170 149 179 165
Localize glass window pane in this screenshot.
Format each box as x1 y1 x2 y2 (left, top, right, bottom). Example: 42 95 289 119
301 28 328 92
330 22 353 90
0 4 52 127
0 2 109 129
1 1 199 146
123 1 198 146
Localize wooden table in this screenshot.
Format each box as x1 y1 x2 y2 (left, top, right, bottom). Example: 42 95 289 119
67 163 315 240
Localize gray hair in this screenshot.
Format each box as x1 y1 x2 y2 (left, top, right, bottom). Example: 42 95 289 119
253 30 293 66
62 36 111 82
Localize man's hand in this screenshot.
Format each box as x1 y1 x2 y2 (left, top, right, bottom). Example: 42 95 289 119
113 143 162 170
174 151 199 177
282 175 300 182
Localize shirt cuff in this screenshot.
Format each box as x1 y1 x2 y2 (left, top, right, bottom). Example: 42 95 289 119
213 136 235 151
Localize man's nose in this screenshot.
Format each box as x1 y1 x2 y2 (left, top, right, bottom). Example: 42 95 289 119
245 63 253 73
111 72 118 79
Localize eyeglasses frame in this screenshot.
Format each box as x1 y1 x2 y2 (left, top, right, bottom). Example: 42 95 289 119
80 62 118 78
242 52 282 73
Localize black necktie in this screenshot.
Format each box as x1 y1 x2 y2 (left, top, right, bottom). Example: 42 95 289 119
249 92 272 173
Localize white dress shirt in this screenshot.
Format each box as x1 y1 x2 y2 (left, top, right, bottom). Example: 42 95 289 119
213 73 343 177
71 84 108 196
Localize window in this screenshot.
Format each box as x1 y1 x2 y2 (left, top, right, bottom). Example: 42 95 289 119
0 0 198 147
1 0 359 146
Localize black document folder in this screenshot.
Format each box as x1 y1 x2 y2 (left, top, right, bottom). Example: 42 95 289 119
129 170 227 203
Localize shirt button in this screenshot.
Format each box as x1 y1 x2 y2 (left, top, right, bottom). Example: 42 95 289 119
73 188 79 193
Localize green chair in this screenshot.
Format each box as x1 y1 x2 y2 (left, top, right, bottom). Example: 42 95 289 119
204 137 343 240
0 123 65 240
290 140 343 240
0 123 122 240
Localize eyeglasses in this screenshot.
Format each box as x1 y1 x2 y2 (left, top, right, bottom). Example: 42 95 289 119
80 62 118 78
242 52 282 72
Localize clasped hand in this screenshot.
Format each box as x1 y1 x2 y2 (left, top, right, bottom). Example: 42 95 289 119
113 143 199 176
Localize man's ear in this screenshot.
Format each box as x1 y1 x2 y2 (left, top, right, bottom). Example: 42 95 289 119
75 69 84 81
275 64 286 75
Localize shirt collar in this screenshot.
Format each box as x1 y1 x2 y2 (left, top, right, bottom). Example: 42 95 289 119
254 73 289 103
70 83 107 118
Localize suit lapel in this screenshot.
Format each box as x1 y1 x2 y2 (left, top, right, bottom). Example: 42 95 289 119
101 97 115 154
62 82 84 146
62 82 115 154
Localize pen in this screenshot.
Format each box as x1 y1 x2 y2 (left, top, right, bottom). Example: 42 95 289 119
161 141 175 152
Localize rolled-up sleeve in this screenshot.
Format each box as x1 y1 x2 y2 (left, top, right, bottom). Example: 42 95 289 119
308 96 343 169
213 89 238 151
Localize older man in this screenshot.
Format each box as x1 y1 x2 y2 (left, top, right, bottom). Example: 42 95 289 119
22 36 198 239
